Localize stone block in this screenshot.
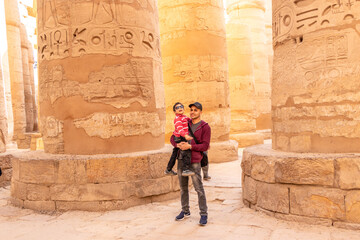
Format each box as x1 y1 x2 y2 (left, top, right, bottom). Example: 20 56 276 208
250 154 276 183
11 180 27 200
149 153 169 179
275 158 334 186
241 149 252 176
0 168 12 182
50 184 80 201
126 156 152 181
289 135 311 152
242 176 257 204
274 213 332 226
333 221 360 231
9 197 24 208
79 183 128 201
26 184 50 201
230 132 264 148
19 159 55 184
151 191 179 203
256 182 289 214
345 191 360 223
86 158 127 183
11 157 20 180
0 154 12 168
275 135 289 151
57 159 87 184
208 140 238 163
24 200 55 212
336 158 360 189
290 186 345 220
135 177 172 198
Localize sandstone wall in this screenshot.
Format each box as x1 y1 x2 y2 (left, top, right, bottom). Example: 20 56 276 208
272 0 360 153
37 0 165 154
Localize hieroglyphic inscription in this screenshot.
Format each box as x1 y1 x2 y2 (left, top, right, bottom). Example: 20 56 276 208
73 112 165 138
39 59 155 108
273 0 360 43
38 0 161 61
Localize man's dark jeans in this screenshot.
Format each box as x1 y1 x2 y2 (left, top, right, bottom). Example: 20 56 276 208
177 161 208 216
173 136 191 171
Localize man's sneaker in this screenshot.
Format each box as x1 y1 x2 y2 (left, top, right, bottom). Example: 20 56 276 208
182 169 195 177
164 169 177 175
199 215 207 226
175 211 190 221
203 175 211 181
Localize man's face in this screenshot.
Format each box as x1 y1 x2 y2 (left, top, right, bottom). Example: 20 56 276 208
190 106 201 119
174 104 184 115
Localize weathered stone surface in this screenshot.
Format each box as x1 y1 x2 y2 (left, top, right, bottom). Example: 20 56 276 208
250 154 276 183
135 177 172 198
230 132 264 148
274 213 332 227
336 158 360 189
241 149 252 176
19 159 55 184
333 221 360 231
345 191 360 223
275 158 334 186
10 180 27 200
86 158 127 184
242 176 257 204
256 182 289 214
272 0 360 153
37 0 165 154
57 159 87 184
0 154 11 169
208 140 238 163
149 153 169 179
290 186 345 220
26 184 50 201
24 200 55 212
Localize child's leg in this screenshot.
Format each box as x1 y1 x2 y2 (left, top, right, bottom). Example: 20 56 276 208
181 149 192 171
167 147 179 171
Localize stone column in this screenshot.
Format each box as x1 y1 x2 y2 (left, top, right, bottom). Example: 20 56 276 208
241 0 360 226
27 40 38 132
37 0 165 154
0 56 8 153
20 24 34 133
4 0 26 145
226 4 264 148
265 0 273 83
159 0 238 162
0 0 13 145
227 0 271 132
11 0 178 213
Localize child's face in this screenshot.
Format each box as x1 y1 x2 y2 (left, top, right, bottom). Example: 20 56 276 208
174 104 184 115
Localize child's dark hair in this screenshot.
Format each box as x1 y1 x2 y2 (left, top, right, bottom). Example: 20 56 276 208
173 102 183 111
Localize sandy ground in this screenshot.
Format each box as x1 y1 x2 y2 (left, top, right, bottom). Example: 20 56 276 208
2 144 360 240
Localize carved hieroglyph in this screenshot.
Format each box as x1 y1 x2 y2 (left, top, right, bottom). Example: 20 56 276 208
38 0 165 154
20 24 34 133
4 0 27 143
227 0 271 130
159 0 231 141
273 0 360 153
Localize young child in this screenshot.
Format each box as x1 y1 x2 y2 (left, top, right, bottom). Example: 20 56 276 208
165 102 195 177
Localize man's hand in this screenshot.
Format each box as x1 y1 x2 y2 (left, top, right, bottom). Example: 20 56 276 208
177 142 192 150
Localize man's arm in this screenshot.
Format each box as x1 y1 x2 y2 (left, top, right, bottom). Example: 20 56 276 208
191 125 211 152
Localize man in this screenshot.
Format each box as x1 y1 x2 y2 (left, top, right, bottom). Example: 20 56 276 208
170 102 210 226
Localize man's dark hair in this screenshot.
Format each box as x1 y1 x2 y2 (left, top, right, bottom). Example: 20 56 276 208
173 102 183 111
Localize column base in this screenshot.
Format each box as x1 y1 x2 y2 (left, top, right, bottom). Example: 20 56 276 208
10 146 180 212
256 129 271 140
230 132 264 148
242 144 360 228
208 140 238 163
